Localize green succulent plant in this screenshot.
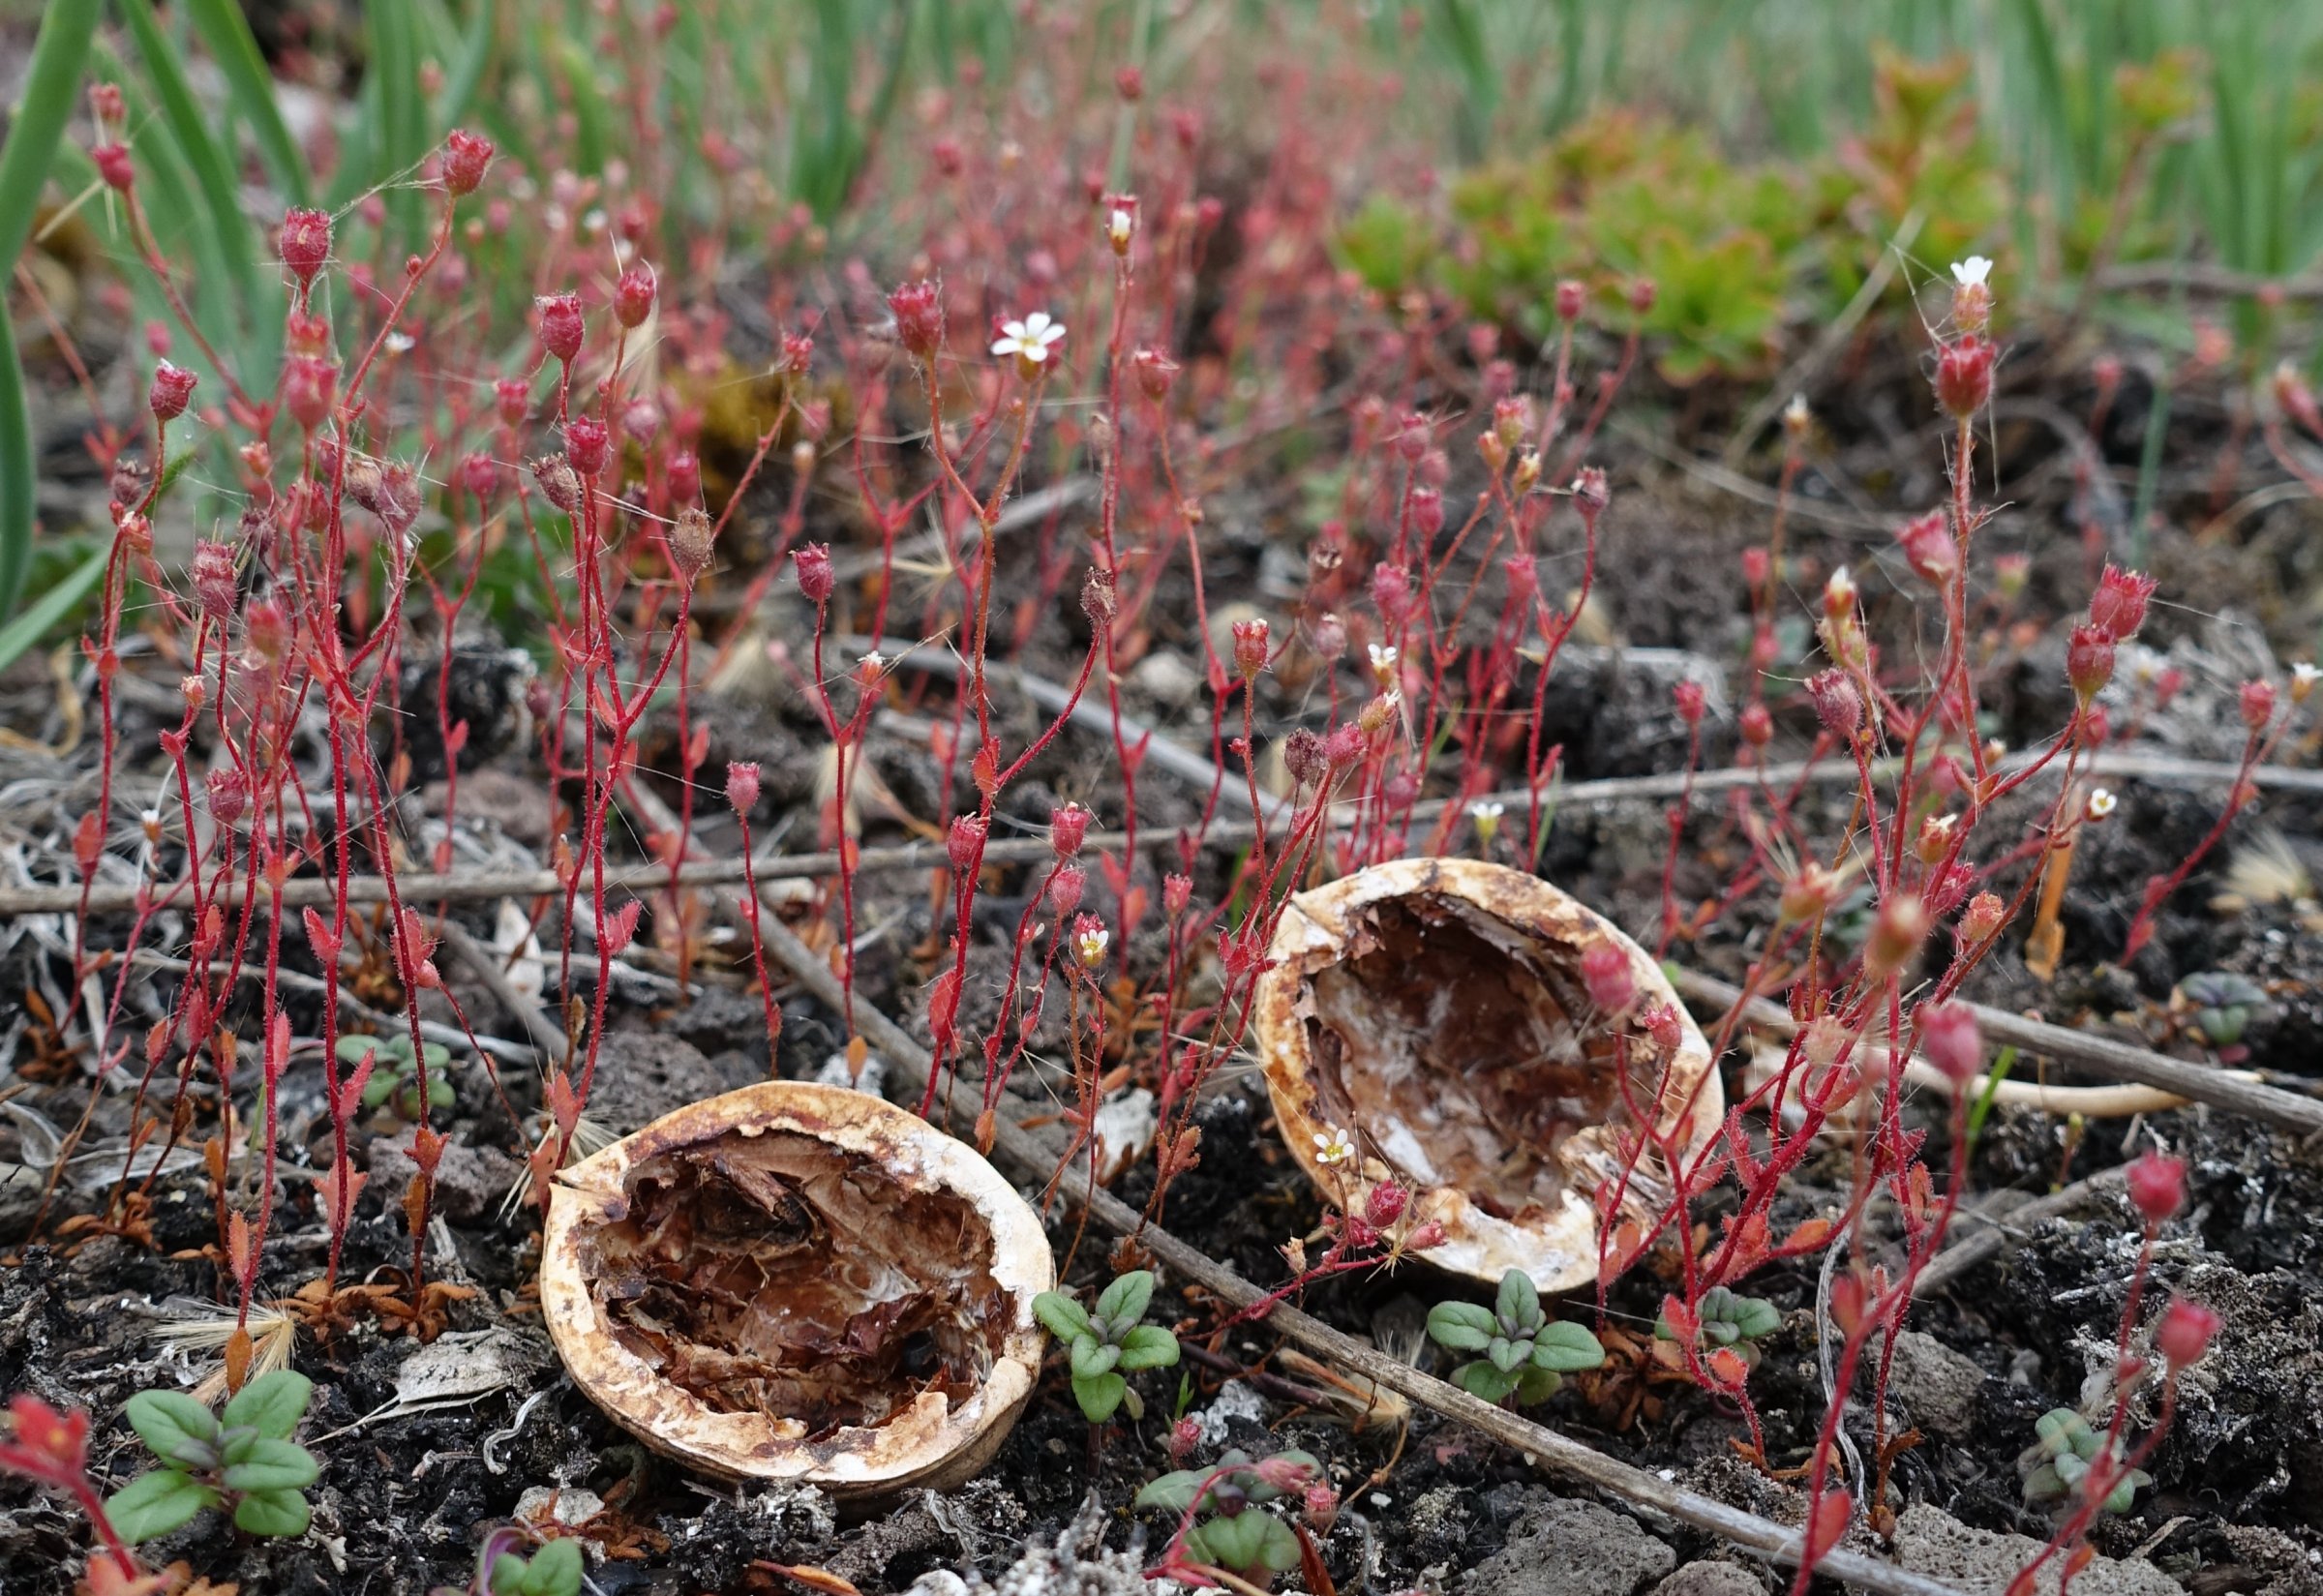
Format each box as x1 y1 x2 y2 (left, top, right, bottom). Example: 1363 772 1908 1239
2020 1408 2150 1514
1654 1285 1783 1363
1426 1268 1606 1405
339 1032 454 1119
1032 1269 1181 1424
106 1370 319 1542
1136 1447 1322 1587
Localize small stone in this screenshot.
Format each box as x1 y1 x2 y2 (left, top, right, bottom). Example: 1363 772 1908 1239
1890 1504 2178 1596
1886 1329 1986 1440
366 1134 521 1224
1458 1495 1675 1596
1653 1563 1766 1596
1187 1378 1266 1451
1129 649 1201 708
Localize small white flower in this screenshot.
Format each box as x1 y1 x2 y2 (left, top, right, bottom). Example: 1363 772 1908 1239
991 310 1066 373
1312 1126 1355 1165
1368 643 1399 684
2086 789 2118 821
383 331 414 355
1468 799 1505 849
859 650 885 672
1468 800 1504 821
1951 256 1993 288
1784 393 1810 430
1106 206 1134 251
2292 661 2317 702
1073 923 1109 968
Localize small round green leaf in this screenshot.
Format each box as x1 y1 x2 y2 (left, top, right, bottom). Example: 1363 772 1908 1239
1070 1337 1122 1380
1531 1320 1608 1372
1426 1300 1496 1351
106 1469 217 1543
220 1435 320 1493
1032 1291 1093 1343
1116 1324 1180 1370
1071 1370 1128 1424
521 1538 584 1596
222 1370 313 1440
232 1486 312 1538
1096 1270 1156 1327
1494 1269 1541 1332
125 1390 220 1467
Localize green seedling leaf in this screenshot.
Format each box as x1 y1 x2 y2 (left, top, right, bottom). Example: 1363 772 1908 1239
1116 1324 1180 1371
1071 1370 1127 1424
1426 1300 1496 1351
107 1469 218 1543
1531 1320 1607 1371
125 1390 220 1468
222 1370 313 1440
1070 1337 1122 1380
0 543 107 674
1033 1291 1091 1342
1494 1268 1541 1330
232 1485 312 1538
219 1435 319 1493
1454 1360 1519 1403
1135 1467 1206 1513
517 1538 583 1596
1488 1335 1528 1373
1096 1270 1156 1327
1515 1366 1564 1405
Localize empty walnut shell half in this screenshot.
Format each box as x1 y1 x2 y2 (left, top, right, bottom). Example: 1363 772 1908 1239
541 1080 1052 1496
1254 858 1721 1293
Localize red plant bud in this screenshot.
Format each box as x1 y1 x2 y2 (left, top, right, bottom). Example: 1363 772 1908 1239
1050 802 1091 858
947 812 987 872
888 279 944 359
2066 625 2115 705
726 761 761 816
6 1394 89 1479
1627 278 1657 315
668 506 714 579
1045 862 1087 917
1370 561 1412 624
1917 1001 1981 1083
1863 895 1930 979
1232 617 1270 680
279 207 332 287
1738 703 1772 747
1581 941 1636 1013
2155 1296 2220 1368
795 542 834 604
148 360 196 422
282 354 337 431
494 376 530 429
1571 465 1610 514
2126 1150 2186 1224
191 540 241 623
90 83 123 125
1162 873 1193 918
1895 510 1957 585
668 447 702 503
1132 346 1179 401
564 416 610 476
1363 1179 1409 1230
441 128 494 196
1673 680 1705 728
2238 678 2276 733
1640 1001 1683 1053
1934 334 1995 419
529 454 581 513
2088 564 2157 641
206 768 250 827
535 292 586 364
93 141 134 191
1808 669 1862 738
1554 280 1585 322
615 260 657 328
1409 487 1445 541
1740 546 1771 589
1282 728 1327 788
243 598 289 662
1113 64 1144 101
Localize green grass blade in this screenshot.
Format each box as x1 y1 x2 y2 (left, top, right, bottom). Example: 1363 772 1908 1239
435 0 499 133
369 0 429 247
0 542 108 675
0 0 101 620
185 0 311 206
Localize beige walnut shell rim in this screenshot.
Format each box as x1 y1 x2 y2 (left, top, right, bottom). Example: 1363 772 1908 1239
1253 857 1721 1293
540 1080 1053 1497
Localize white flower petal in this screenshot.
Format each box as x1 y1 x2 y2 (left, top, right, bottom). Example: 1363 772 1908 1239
1038 321 1067 345
990 337 1018 357
1951 256 1993 287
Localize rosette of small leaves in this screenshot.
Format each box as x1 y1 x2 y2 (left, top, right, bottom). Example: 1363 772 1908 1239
2021 1408 2149 1514
106 1370 319 1542
1426 1268 1606 1404
485 1537 583 1596
2177 972 2269 1051
1136 1448 1321 1585
340 1032 454 1118
1032 1270 1181 1423
1654 1286 1782 1362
